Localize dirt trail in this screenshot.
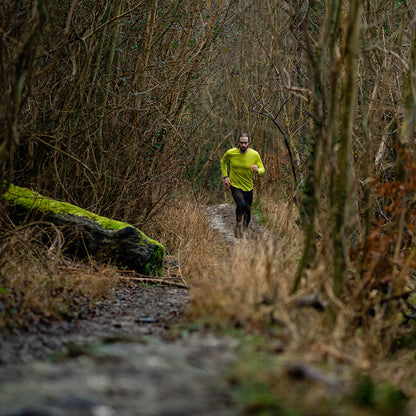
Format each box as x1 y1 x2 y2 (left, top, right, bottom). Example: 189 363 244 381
0 284 237 415
0 286 238 416
207 202 271 241
0 204 249 416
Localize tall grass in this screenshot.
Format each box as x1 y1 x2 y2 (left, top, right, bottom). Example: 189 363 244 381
2 190 416 403
150 191 302 330
150 190 416 405
0 223 119 331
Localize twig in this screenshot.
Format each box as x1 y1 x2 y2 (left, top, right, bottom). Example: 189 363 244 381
118 275 188 289
251 101 298 190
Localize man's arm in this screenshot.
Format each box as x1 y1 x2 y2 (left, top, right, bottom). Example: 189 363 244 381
255 153 265 176
220 151 229 178
220 151 231 187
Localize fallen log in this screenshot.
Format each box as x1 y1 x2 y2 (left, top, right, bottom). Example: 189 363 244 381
3 184 165 275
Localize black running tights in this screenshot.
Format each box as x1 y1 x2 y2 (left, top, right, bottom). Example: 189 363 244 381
230 186 253 227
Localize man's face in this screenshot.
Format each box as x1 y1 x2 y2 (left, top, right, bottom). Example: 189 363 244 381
238 137 249 153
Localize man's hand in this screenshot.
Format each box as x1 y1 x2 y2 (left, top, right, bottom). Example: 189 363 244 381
251 164 259 173
224 176 231 187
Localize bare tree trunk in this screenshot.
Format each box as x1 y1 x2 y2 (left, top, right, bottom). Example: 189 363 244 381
0 0 48 190
292 0 342 293
97 0 124 144
132 0 158 124
332 0 363 297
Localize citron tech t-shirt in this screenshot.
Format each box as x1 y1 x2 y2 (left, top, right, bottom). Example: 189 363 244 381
220 148 265 191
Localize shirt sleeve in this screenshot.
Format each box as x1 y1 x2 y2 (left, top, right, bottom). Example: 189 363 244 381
220 151 230 178
256 153 265 176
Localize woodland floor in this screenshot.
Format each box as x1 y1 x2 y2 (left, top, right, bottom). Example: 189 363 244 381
0 203 268 416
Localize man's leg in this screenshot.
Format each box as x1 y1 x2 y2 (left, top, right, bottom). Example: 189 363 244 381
230 186 245 238
242 189 253 228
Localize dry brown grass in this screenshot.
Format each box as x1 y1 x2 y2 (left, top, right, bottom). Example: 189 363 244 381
0 222 119 331
149 194 226 279
2 190 415 408
149 191 416 411
150 191 303 329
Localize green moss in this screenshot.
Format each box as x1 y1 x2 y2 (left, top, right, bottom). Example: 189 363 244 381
349 375 409 415
3 184 165 272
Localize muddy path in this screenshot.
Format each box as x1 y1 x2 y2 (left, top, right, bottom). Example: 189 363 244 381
0 285 238 416
206 202 271 244
0 203 262 416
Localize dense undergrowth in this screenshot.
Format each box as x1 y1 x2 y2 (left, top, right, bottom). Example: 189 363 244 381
1 1 416 413
1 188 416 414
150 188 416 415
0 221 120 330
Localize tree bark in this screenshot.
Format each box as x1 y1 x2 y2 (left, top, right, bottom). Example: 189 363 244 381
332 0 363 298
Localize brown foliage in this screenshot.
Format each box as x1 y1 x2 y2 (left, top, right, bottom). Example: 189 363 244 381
1 0 234 223
0 222 119 331
2 0 416 375
350 149 416 318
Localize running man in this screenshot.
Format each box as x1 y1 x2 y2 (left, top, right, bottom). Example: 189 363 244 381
220 133 265 237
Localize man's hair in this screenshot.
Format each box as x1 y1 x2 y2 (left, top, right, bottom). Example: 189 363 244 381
239 133 250 142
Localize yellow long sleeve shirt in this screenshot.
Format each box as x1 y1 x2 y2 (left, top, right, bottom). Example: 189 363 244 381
220 148 265 191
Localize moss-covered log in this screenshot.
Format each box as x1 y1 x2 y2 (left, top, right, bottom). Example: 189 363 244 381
3 184 165 275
